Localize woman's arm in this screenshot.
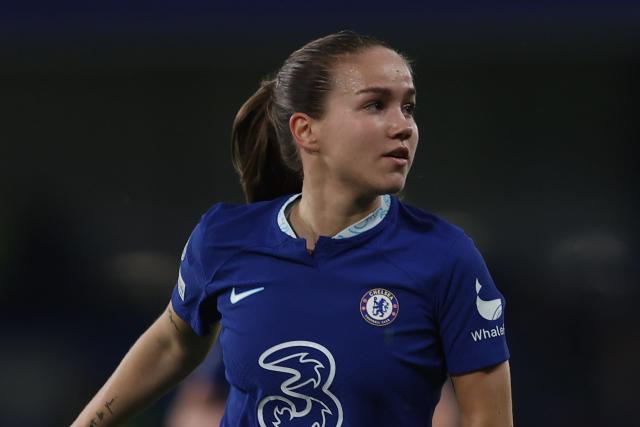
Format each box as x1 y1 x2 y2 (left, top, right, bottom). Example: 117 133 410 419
70 301 215 427
451 361 513 427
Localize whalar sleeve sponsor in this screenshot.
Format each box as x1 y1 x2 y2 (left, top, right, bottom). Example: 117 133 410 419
435 234 510 375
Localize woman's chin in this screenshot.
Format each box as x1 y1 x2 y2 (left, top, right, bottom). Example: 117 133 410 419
378 177 406 195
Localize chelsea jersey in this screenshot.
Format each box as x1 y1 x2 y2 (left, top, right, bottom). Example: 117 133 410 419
171 193 510 427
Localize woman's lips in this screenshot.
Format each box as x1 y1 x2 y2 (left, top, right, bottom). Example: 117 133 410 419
383 145 410 167
384 156 409 166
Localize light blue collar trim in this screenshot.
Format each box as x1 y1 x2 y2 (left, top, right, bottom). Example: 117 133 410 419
277 194 301 239
277 193 391 239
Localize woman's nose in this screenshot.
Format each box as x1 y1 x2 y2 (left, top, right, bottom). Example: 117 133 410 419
391 125 413 141
388 110 413 141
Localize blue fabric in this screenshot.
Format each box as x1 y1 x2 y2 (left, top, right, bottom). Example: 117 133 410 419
171 194 509 427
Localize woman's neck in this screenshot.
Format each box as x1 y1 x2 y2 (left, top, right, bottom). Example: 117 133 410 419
289 183 382 252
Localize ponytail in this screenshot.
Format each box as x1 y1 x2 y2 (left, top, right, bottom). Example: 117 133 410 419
231 79 302 203
231 31 403 204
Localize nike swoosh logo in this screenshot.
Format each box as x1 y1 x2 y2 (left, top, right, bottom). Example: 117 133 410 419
230 286 265 304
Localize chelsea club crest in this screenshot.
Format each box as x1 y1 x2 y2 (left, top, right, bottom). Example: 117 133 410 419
360 288 399 326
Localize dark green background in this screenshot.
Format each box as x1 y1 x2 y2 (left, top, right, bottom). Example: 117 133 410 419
1 2 638 426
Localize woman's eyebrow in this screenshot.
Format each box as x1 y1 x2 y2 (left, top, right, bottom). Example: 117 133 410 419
355 86 416 97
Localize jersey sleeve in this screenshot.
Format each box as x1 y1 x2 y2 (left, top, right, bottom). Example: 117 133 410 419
435 234 510 375
170 216 220 336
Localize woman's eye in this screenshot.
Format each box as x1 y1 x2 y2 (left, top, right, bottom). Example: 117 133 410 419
403 103 416 116
365 101 384 111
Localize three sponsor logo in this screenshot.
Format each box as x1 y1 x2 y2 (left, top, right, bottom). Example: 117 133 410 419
257 341 343 427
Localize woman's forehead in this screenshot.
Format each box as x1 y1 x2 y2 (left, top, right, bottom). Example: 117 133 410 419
331 47 414 95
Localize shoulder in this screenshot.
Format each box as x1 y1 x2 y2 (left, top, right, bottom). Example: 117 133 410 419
393 197 466 253
183 195 288 265
196 196 288 248
200 197 281 230
394 201 495 294
376 198 474 282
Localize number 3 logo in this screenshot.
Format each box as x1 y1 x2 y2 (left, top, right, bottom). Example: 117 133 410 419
257 340 343 427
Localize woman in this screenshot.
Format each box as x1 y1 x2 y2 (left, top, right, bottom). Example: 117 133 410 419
72 31 512 427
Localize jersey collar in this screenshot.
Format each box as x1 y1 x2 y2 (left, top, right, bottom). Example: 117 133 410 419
277 193 391 239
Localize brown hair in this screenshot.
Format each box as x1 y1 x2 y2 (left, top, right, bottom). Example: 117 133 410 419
231 30 405 203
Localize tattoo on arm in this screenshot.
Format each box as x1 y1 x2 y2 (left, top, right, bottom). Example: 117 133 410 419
167 307 180 332
104 396 116 414
87 397 117 427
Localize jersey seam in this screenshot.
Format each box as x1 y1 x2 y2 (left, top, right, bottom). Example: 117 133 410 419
432 231 467 327
364 243 422 287
198 200 290 300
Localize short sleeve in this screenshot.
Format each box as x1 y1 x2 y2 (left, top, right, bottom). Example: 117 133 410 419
170 218 220 336
436 234 510 375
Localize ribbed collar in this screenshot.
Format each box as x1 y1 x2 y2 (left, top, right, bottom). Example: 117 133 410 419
276 193 391 239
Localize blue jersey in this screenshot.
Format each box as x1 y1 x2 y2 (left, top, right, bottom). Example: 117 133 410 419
171 193 509 427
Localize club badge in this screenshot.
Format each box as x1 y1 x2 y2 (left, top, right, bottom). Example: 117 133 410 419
360 288 399 326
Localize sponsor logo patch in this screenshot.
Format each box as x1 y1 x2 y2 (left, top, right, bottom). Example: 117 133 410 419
471 324 506 342
257 341 343 427
475 278 503 321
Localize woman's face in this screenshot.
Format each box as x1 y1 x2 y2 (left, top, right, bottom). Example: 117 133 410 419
313 46 418 197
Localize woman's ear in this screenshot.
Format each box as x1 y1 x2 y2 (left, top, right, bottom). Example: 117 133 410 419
289 112 320 154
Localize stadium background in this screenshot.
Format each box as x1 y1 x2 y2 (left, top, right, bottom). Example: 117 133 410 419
0 1 637 426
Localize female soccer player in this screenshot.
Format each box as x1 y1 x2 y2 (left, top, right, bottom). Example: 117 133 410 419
72 31 513 427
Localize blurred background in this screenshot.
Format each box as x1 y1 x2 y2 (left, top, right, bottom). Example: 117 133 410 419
0 1 638 426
